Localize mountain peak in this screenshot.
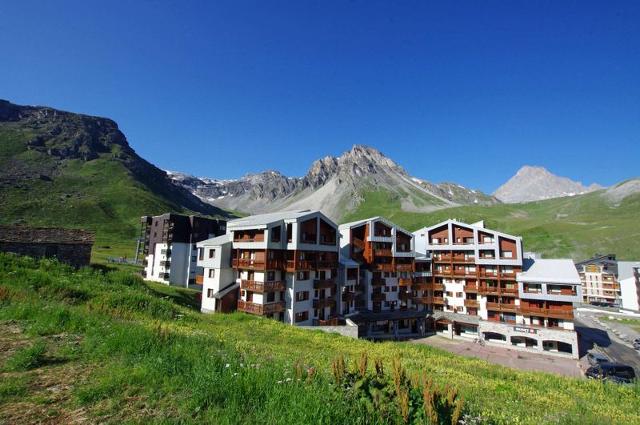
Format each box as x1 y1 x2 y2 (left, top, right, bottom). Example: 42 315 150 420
494 165 603 203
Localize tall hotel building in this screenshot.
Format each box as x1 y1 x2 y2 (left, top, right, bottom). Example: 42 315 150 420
197 210 340 325
338 217 432 337
414 220 581 358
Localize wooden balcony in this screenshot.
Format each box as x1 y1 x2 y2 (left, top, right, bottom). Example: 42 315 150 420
374 249 392 257
464 299 479 308
240 280 286 292
313 298 337 309
478 272 498 279
398 291 411 301
412 283 430 291
433 283 445 291
375 263 395 272
412 296 430 305
285 260 315 272
463 284 478 293
316 260 338 269
371 292 386 302
233 233 265 243
396 264 414 272
233 258 282 270
432 297 444 304
313 279 336 290
486 302 517 312
195 275 204 285
398 278 413 286
434 254 452 262
237 300 285 315
352 238 366 250
518 306 573 319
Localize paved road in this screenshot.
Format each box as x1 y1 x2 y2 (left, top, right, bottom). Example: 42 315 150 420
574 310 640 374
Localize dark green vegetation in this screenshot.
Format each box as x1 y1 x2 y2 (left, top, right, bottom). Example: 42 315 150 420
342 189 640 260
1 254 639 424
0 100 232 263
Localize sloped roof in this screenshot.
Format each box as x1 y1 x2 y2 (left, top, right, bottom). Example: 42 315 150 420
339 216 413 236
228 210 330 229
618 261 640 281
197 233 232 246
0 226 94 245
518 258 580 284
413 218 521 242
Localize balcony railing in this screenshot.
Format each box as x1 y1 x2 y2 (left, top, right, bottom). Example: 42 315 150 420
233 258 282 270
412 296 430 305
234 233 265 243
412 283 430 291
486 302 517 312
240 280 286 292
195 275 204 285
464 284 478 292
371 278 385 287
396 263 414 272
313 298 337 309
285 260 315 271
342 291 357 302
518 305 573 319
398 278 413 286
433 283 445 291
352 238 366 250
464 299 479 308
375 263 395 272
432 297 444 304
374 249 393 257
313 279 336 290
317 260 338 269
237 300 285 315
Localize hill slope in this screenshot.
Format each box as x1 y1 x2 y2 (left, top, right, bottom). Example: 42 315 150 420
169 145 499 220
343 187 640 261
0 100 231 260
494 165 603 203
1 254 638 424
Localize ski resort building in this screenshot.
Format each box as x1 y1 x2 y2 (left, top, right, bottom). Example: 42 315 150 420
575 254 622 306
140 213 226 288
196 210 341 325
413 219 581 358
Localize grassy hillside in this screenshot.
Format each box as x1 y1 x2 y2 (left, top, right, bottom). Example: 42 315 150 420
0 101 232 263
1 254 639 424
342 189 640 260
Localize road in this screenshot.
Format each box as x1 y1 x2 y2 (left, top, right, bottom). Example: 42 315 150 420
574 310 640 374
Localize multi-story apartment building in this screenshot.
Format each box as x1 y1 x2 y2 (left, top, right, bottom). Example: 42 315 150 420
414 219 581 358
618 261 640 311
338 217 433 338
196 234 238 313
198 210 341 325
140 213 226 287
575 254 620 306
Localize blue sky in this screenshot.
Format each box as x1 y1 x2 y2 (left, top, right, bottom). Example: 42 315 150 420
1 1 638 193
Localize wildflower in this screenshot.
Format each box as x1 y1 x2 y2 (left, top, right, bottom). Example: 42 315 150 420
225 363 230 368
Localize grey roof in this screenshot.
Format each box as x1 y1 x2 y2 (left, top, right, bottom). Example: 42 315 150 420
212 282 239 299
339 216 413 237
433 311 480 325
618 261 640 281
197 233 232 247
228 210 326 229
575 254 618 274
518 258 581 284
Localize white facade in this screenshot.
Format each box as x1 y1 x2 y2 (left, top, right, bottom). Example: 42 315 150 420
198 234 236 313
618 261 640 311
144 242 193 287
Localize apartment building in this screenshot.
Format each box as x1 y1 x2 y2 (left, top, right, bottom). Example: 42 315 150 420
575 254 620 306
196 234 237 313
338 217 433 338
618 261 640 311
140 213 226 287
414 219 580 358
209 210 342 326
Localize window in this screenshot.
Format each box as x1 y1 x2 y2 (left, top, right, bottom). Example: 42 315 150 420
209 249 215 259
456 292 463 297
503 251 513 258
271 226 281 242
198 248 204 261
295 291 309 302
267 271 276 281
391 286 398 292
208 269 215 278
266 292 276 303
191 256 197 262
207 289 214 298
297 271 310 280
295 311 309 323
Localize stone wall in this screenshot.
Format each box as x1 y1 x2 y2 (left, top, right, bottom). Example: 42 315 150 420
298 320 360 338
0 242 92 268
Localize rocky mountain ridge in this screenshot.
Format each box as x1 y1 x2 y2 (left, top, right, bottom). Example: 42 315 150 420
168 145 499 220
493 165 603 203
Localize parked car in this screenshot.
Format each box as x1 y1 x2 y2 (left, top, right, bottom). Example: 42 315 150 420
585 364 637 384
586 352 610 367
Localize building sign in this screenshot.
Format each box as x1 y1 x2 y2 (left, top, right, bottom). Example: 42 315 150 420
513 326 538 335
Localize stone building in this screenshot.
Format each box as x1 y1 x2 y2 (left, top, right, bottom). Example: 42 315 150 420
0 226 94 268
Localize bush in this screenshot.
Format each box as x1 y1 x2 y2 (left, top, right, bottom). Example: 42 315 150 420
4 341 47 371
